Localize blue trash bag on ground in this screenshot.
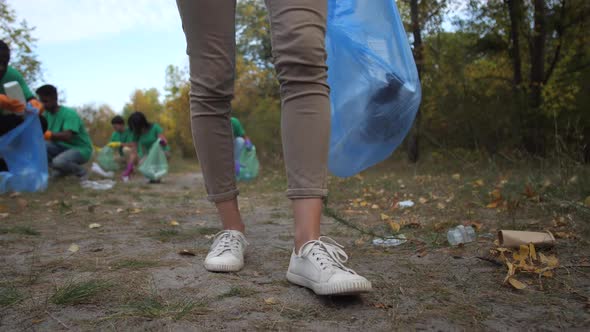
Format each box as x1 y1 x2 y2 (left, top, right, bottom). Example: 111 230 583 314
0 114 48 193
326 0 422 177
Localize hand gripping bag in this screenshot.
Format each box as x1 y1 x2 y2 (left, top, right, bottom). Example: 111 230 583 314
326 0 422 177
0 114 49 193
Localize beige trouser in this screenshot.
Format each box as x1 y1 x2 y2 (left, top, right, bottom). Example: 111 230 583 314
176 0 331 202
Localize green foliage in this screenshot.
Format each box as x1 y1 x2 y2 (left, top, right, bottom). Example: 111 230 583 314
0 0 42 85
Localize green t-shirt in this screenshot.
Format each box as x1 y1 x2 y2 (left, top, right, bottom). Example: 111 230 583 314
231 117 245 138
133 123 170 157
0 66 34 115
44 106 94 162
109 129 133 144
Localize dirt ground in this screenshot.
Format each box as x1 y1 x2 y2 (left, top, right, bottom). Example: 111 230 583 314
1 158 589 331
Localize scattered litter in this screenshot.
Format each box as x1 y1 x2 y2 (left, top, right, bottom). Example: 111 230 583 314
447 225 476 246
498 230 555 248
170 220 180 226
68 244 79 253
178 249 196 256
397 200 414 208
88 223 102 229
81 180 116 190
372 235 407 247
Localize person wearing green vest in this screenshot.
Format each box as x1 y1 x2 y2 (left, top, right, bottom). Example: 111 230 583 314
121 111 169 181
37 84 93 179
0 40 46 172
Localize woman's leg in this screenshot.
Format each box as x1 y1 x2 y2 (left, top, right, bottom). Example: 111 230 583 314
266 0 371 295
176 0 246 272
264 0 331 251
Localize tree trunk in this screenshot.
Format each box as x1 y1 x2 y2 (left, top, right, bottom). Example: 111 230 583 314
522 0 547 155
506 0 523 90
407 0 423 163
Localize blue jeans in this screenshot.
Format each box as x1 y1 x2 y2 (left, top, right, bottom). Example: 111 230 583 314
46 142 87 177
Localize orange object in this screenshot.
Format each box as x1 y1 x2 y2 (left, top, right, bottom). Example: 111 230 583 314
0 94 25 113
44 131 53 141
28 98 45 114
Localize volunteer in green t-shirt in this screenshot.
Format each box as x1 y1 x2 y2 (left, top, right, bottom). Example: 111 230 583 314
37 84 93 179
121 111 169 181
107 115 133 154
0 40 46 171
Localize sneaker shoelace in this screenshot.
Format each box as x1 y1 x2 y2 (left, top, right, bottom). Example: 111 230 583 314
210 231 247 257
299 236 357 274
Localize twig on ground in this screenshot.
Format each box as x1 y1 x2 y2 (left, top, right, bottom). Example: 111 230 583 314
45 310 71 330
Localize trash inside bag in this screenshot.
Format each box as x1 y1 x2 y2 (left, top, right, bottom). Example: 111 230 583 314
0 114 48 193
326 0 422 177
138 140 168 181
97 146 119 172
237 145 259 181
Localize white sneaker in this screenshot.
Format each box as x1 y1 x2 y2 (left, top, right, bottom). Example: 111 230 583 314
91 163 114 178
204 230 248 272
286 236 372 295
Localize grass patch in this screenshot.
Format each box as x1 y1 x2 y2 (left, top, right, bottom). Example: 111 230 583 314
117 296 208 320
102 198 124 205
0 226 40 236
113 259 159 270
50 280 111 305
0 287 23 307
152 229 180 242
217 286 256 300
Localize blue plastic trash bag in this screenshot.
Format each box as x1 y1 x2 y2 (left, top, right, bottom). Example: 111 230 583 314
0 114 49 193
237 145 259 181
138 140 168 181
326 0 422 177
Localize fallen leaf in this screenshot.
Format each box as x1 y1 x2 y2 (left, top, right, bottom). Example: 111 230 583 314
178 249 196 256
88 223 101 229
264 297 278 305
491 189 502 201
360 201 368 207
529 243 537 261
380 213 391 221
46 200 59 207
388 221 401 233
130 208 142 214
418 197 428 204
68 244 80 253
486 201 501 209
508 277 527 290
470 221 484 231
116 208 124 213
539 253 559 268
170 220 180 226
568 175 578 184
473 179 485 187
437 202 446 210
541 271 554 278
452 173 461 180
371 204 380 209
